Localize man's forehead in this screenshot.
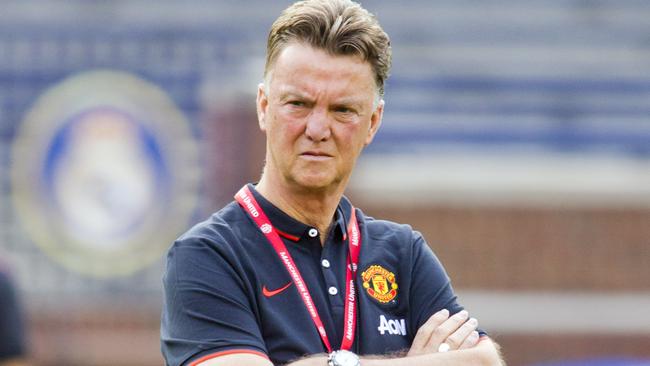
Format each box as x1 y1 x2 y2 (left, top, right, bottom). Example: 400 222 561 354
263 43 382 105
269 44 375 80
271 41 369 69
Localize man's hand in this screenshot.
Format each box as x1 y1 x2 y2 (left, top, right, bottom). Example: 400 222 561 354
408 309 480 356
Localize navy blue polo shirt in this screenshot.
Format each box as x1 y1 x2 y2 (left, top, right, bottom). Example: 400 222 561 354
162 184 478 366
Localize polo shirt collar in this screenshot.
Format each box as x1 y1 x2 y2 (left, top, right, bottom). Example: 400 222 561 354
248 183 351 242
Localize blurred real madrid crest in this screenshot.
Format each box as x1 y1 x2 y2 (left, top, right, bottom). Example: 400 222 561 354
11 70 200 278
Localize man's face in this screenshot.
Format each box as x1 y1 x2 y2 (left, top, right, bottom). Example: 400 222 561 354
257 42 383 192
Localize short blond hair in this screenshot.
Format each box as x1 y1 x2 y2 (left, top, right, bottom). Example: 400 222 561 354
265 0 392 97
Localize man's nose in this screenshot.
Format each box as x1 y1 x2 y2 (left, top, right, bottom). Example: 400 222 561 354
304 108 331 142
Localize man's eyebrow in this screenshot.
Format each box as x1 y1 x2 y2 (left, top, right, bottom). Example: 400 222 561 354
275 86 369 107
279 92 305 101
332 97 366 108
276 86 310 100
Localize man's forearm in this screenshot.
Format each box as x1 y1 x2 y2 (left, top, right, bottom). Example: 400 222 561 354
289 338 503 366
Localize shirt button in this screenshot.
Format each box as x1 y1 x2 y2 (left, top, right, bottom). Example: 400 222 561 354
308 228 318 237
328 286 338 296
321 259 330 268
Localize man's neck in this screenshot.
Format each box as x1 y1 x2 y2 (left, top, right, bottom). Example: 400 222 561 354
255 175 344 245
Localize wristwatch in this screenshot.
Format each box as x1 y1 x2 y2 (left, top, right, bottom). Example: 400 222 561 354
328 350 360 366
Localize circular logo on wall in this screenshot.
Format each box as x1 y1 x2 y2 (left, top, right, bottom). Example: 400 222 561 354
11 70 200 278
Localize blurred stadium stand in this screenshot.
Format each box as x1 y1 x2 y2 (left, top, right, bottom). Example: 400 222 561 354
1 1 649 365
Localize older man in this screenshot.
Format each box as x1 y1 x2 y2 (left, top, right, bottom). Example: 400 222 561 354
161 1 504 365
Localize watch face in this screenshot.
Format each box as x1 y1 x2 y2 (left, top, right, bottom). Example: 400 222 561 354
333 350 359 366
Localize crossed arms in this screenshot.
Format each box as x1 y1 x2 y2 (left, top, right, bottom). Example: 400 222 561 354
194 309 504 366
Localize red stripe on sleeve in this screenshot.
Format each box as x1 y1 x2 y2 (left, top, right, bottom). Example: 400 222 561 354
188 349 269 366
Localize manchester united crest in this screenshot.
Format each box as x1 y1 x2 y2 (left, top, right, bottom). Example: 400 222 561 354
361 265 398 303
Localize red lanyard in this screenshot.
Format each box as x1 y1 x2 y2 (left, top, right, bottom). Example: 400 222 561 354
235 185 360 352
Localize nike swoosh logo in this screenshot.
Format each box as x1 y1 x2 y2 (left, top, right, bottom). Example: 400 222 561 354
262 282 293 297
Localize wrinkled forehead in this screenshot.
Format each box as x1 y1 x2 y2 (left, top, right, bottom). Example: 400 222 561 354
264 42 381 104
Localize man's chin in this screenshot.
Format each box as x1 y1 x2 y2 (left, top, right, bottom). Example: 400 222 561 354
290 175 339 192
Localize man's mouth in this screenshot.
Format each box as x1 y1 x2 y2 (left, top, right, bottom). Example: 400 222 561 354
300 151 333 160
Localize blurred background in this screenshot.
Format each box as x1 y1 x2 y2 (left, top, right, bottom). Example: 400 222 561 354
1 0 649 365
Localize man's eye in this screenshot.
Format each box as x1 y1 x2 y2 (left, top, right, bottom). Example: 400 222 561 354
288 100 304 107
335 107 353 114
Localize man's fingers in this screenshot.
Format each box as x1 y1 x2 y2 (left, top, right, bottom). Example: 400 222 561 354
425 310 469 349
408 308 449 356
459 330 480 350
444 317 478 349
408 310 481 356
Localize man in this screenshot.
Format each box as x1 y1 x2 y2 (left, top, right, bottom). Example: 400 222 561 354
0 263 28 366
161 1 504 365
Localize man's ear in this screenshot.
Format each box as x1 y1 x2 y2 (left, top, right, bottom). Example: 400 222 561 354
364 99 384 146
256 83 268 132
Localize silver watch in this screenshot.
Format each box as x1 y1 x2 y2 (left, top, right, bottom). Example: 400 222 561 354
327 350 360 366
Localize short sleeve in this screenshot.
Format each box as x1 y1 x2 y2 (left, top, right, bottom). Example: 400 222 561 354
0 271 26 360
161 237 267 366
408 233 478 332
